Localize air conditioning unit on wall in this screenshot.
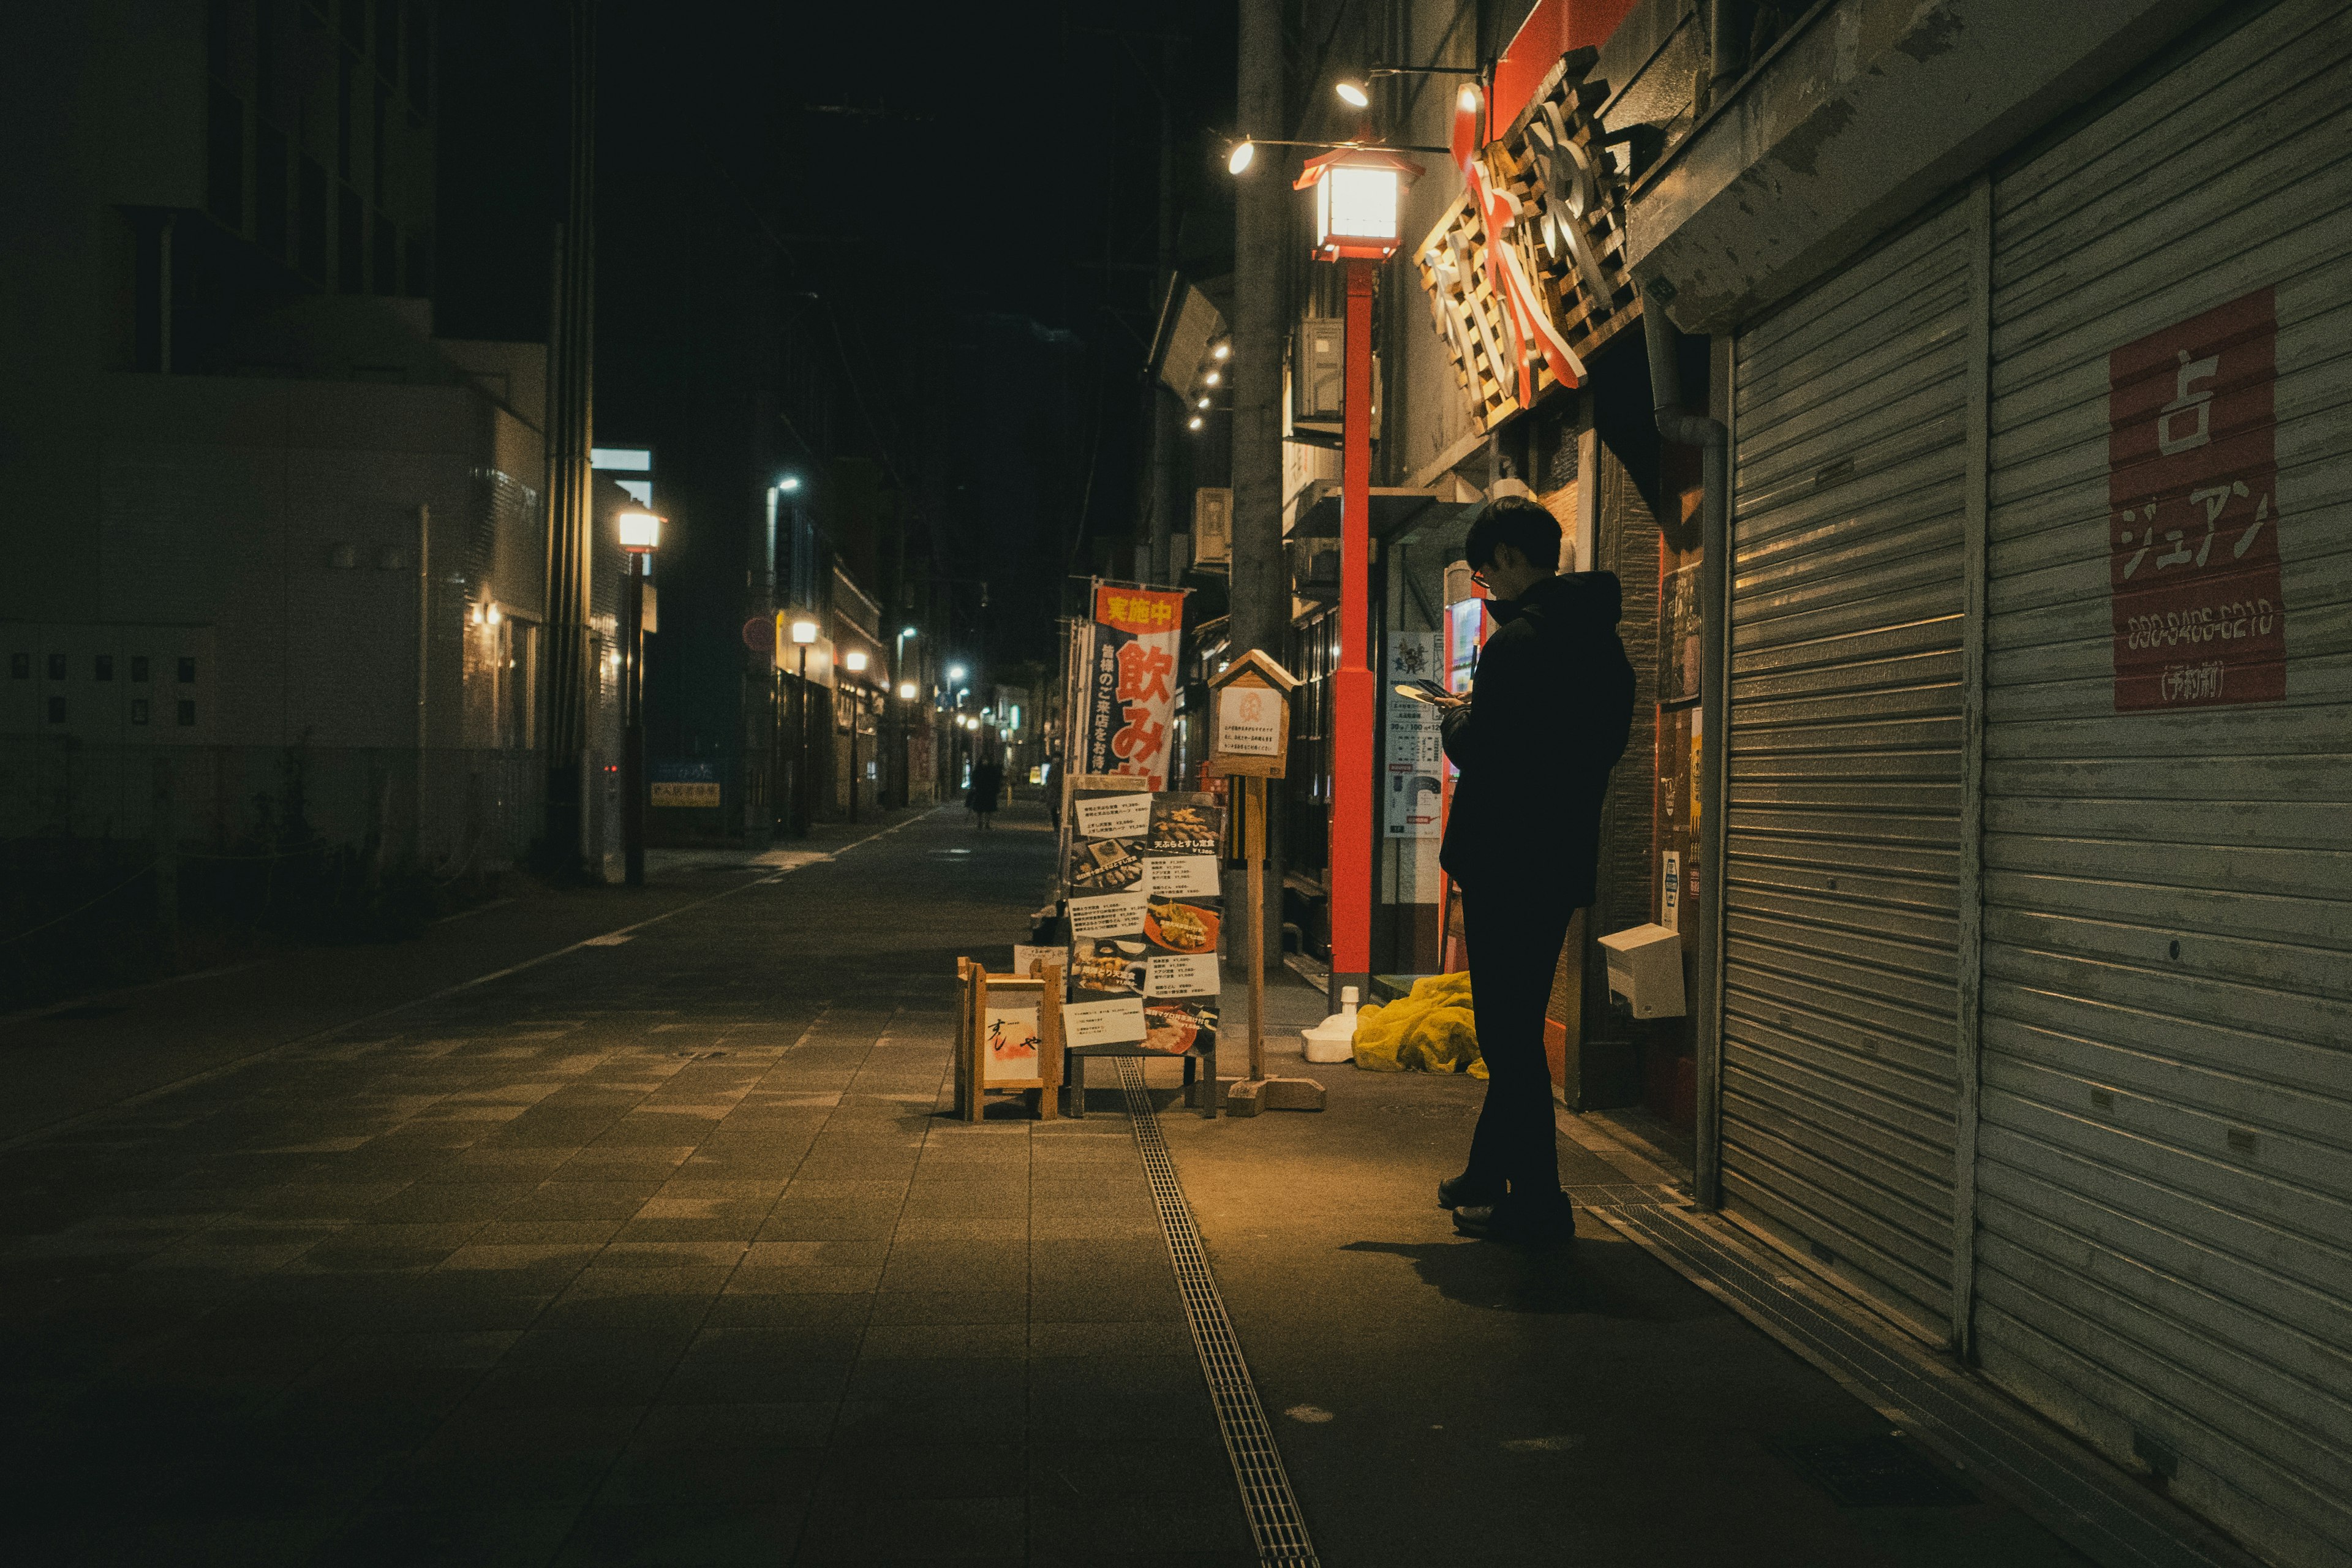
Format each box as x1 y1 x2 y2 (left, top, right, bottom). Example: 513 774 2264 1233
1291 318 1381 437
1192 487 1232 568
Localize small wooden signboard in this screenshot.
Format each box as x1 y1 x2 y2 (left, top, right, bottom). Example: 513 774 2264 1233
1206 649 1297 779
1205 653 1324 1116
956 959 1064 1121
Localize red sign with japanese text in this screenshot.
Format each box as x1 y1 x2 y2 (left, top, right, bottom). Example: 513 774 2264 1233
2106 288 2284 711
1083 586 1185 788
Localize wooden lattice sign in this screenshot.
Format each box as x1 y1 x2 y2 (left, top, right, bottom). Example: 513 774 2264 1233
1417 50 1640 433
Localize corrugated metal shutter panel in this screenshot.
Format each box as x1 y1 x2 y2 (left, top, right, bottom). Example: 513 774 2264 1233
1724 196 1971 1341
1980 2 2352 1562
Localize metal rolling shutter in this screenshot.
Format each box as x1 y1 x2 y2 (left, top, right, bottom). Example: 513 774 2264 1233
1978 2 2352 1561
1722 197 1972 1341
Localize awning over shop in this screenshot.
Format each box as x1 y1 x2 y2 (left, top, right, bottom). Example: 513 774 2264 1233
1290 489 1480 543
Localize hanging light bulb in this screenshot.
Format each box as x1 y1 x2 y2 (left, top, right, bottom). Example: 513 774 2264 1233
1335 79 1370 108
1227 140 1255 175
1188 415 1204 431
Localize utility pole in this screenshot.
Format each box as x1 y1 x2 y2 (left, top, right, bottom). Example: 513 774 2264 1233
1231 0 1287 967
541 0 597 875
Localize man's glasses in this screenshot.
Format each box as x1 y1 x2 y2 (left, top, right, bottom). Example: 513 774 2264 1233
1469 567 1490 592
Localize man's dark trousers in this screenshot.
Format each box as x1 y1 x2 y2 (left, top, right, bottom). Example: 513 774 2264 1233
1460 889 1574 1195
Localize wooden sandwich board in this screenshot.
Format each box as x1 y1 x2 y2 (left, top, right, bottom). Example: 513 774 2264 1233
957 959 1063 1121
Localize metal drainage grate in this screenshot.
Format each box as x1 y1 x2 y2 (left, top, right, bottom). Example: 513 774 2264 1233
1771 1433 1980 1508
1116 1058 1319 1567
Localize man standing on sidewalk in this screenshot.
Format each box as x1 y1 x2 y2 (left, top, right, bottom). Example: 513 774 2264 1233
1434 496 1635 1243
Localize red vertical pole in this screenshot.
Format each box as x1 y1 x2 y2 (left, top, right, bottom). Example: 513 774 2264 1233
1330 257 1377 987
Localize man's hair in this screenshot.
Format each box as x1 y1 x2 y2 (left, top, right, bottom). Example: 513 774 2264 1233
1463 495 1561 571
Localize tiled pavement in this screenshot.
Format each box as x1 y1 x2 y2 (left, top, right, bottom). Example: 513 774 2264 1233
0 807 1250 1566
0 804 2100 1567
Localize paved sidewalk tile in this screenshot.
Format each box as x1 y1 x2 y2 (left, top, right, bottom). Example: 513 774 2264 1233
0 807 1240 1566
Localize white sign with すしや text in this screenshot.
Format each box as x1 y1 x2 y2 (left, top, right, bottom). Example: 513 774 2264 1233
1067 891 1147 940
1074 793 1153 840
981 1003 1042 1084
1061 996 1148 1047
1142 855 1221 899
1142 954 1219 998
1216 685 1283 755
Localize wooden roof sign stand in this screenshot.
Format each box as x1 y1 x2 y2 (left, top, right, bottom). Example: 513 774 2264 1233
1205 652 1324 1117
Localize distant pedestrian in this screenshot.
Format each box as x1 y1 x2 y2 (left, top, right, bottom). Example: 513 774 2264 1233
968 757 1004 830
1434 497 1634 1244
1042 752 1063 829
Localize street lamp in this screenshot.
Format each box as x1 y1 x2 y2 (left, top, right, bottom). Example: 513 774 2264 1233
1291 145 1423 1005
842 650 869 822
897 680 917 701
617 510 665 888
787 617 818 837
776 473 802 493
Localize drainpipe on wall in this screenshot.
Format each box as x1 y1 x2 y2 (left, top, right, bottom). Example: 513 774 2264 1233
1708 0 1748 110
1644 300 1728 1211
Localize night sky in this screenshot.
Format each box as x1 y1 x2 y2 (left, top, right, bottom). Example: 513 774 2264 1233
434 0 1237 671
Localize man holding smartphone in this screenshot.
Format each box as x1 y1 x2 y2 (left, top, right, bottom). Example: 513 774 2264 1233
1431 496 1635 1242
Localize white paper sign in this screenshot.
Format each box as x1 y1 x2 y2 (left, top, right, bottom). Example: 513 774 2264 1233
1068 891 1148 939
1074 794 1153 840
1012 944 1071 979
1061 997 1148 1047
1216 685 1283 756
1143 954 1219 999
1142 854 1221 899
981 1003 1042 1083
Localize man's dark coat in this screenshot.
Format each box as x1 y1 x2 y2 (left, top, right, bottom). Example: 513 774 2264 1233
1439 571 1635 907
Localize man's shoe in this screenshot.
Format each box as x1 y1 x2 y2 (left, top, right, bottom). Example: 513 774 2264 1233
1453 1193 1578 1243
1436 1172 1506 1210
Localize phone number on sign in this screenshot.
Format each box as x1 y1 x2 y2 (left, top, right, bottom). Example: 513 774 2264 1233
2122 598 2277 650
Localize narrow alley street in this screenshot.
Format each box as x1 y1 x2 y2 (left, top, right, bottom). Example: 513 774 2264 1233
0 803 2097 1566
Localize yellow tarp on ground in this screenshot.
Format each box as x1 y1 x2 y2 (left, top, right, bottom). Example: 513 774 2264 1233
1351 971 1485 1079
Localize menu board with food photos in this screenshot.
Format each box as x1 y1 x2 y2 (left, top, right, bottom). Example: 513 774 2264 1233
1065 785 1225 1054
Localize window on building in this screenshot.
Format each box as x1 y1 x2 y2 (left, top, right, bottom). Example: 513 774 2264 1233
256 121 289 259
131 699 150 725
373 211 398 295
48 654 66 680
207 85 244 228
403 230 431 298
206 0 239 83
299 158 328 279
94 655 113 681
404 0 430 108
338 183 364 292
178 700 197 727
48 698 66 725
131 655 149 682
178 657 197 684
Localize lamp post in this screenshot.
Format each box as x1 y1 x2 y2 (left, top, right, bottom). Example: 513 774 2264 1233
789 617 818 836
891 626 916 807
617 509 664 886
843 649 869 823
1291 146 1422 1005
